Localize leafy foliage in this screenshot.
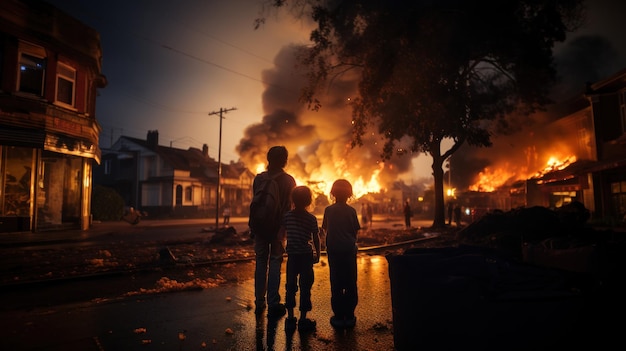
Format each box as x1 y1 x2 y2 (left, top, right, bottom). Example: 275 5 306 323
91 185 125 221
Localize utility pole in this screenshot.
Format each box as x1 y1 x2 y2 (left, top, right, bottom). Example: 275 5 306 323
209 107 236 231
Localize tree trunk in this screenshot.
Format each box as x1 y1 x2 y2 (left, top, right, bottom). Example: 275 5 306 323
431 154 446 228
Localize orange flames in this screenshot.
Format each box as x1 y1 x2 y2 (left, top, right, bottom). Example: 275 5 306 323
469 155 577 192
469 166 517 192
531 155 577 179
255 163 384 200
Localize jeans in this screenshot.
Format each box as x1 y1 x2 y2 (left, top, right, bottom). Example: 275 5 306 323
328 247 358 318
285 253 314 312
254 232 285 309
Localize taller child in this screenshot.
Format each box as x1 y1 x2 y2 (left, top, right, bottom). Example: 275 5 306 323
252 146 296 318
321 179 360 328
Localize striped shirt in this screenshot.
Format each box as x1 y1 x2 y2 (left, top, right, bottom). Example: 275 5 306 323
284 209 319 255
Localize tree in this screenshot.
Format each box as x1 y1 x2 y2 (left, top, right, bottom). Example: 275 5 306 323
91 185 124 221
261 0 584 228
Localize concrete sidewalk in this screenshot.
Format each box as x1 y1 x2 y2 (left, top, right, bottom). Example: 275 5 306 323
1 253 396 351
0 216 437 247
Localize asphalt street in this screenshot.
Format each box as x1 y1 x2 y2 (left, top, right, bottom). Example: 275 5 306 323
1 252 397 350
0 215 437 351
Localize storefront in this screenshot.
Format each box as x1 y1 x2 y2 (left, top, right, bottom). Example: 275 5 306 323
1 144 95 233
1 0 105 233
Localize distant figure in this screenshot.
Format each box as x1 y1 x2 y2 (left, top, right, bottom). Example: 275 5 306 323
367 203 373 228
283 186 321 333
403 201 412 229
361 203 369 229
322 179 360 329
454 205 462 227
222 204 231 226
447 202 454 225
250 146 296 318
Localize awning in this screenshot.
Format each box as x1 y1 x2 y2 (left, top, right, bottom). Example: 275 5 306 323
0 125 45 147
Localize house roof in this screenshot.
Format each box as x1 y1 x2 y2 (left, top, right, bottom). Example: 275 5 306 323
536 157 626 183
586 67 626 95
116 136 251 181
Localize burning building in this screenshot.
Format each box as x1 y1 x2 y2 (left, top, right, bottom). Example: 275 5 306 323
455 68 626 224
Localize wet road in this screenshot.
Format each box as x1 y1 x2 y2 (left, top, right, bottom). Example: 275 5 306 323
1 253 395 350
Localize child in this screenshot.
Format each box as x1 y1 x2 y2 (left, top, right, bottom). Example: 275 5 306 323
283 186 321 332
321 179 360 329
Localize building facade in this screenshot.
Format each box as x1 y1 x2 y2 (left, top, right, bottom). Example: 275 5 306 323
95 131 254 219
0 0 106 232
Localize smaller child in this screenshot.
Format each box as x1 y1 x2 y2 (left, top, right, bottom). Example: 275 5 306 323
283 186 321 332
322 179 360 329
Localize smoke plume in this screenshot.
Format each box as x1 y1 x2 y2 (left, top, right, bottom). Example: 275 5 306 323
236 45 421 196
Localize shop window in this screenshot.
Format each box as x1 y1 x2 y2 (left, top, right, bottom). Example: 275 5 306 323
56 63 76 107
1 146 34 217
36 152 82 228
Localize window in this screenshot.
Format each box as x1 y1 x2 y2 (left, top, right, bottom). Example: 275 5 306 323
144 156 156 178
19 53 45 95
185 186 192 202
17 41 46 96
56 63 76 106
611 181 626 220
175 185 183 205
103 159 112 175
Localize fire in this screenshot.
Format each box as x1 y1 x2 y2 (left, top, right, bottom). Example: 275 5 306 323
469 167 516 192
469 155 577 192
531 155 577 178
255 163 265 174
345 168 383 199
299 167 384 200
254 162 383 200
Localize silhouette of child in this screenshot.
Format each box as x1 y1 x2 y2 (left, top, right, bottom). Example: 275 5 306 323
322 179 360 329
283 186 321 332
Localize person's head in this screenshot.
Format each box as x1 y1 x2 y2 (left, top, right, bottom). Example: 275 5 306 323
330 179 353 203
291 185 312 210
267 146 288 169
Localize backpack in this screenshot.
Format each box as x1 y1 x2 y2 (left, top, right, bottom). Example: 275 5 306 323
249 171 284 236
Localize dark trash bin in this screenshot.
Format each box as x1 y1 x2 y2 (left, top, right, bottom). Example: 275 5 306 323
387 246 598 351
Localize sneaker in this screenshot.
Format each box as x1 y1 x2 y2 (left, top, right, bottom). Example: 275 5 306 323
285 317 297 332
267 303 287 319
330 315 345 329
298 318 316 332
